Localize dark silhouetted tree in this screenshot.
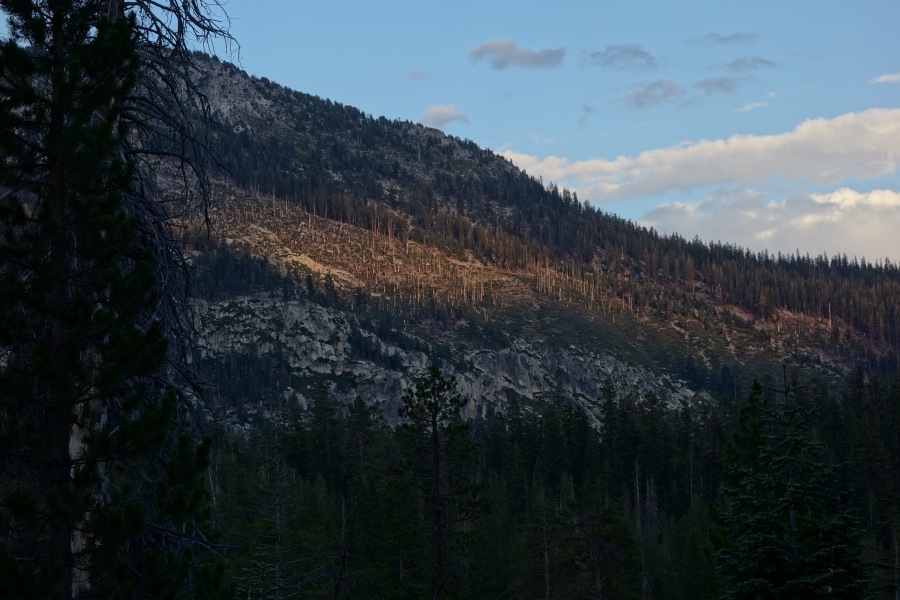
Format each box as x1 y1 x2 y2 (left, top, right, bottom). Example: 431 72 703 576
0 1 233 599
712 380 869 599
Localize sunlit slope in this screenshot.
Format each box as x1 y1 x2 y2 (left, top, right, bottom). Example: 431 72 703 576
185 53 898 400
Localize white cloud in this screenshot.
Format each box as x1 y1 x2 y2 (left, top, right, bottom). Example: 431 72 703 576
872 73 900 84
499 108 900 201
734 101 770 112
416 104 469 128
469 39 565 70
640 188 900 261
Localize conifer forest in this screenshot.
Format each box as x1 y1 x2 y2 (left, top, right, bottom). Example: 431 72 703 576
1 2 899 599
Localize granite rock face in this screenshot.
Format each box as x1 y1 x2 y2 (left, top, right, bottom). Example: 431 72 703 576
195 294 701 426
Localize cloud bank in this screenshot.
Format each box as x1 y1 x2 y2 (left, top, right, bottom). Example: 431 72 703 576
586 44 657 71
499 108 900 200
469 39 565 70
640 188 900 261
417 104 469 128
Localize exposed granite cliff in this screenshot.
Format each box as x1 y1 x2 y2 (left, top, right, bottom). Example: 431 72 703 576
195 294 701 427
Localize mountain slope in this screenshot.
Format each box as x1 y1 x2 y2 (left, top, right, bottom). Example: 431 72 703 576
183 53 898 420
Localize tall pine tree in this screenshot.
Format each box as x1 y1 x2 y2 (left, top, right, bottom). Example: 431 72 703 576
0 3 229 598
398 366 484 599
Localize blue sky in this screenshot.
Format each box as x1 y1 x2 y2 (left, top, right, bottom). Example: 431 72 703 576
5 1 899 260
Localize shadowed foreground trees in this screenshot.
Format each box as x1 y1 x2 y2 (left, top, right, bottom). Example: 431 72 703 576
205 348 900 599
712 380 869 599
0 1 232 598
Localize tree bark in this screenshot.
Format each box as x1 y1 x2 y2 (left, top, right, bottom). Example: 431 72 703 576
48 2 76 596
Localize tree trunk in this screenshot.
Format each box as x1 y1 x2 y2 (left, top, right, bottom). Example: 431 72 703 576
48 2 75 596
894 523 899 600
431 411 443 600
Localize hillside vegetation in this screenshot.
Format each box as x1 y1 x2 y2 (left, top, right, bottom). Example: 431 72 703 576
193 53 900 358
180 54 900 599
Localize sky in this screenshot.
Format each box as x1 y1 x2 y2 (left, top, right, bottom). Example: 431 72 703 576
4 1 899 261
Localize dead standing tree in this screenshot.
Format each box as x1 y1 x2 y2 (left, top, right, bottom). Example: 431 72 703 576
116 0 237 377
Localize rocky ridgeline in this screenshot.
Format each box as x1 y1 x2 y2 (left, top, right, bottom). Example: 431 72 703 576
194 294 702 429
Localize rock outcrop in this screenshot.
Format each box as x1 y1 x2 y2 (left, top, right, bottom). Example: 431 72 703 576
195 294 702 427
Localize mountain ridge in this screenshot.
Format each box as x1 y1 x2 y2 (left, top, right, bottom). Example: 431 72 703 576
182 52 898 421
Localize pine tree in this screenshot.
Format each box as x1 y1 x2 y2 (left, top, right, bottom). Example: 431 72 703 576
517 483 567 600
711 380 869 599
309 378 345 487
236 420 306 600
564 485 641 600
398 365 484 599
0 3 230 598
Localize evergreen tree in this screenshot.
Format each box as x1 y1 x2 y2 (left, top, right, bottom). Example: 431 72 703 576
309 378 345 487
235 421 306 600
670 503 727 600
563 485 641 600
398 366 484 599
711 380 869 599
0 3 229 598
515 482 572 600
